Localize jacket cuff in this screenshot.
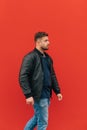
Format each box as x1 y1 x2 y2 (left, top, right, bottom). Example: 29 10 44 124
24 93 33 99
56 89 61 95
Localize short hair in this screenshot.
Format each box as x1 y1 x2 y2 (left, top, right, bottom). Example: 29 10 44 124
34 32 48 42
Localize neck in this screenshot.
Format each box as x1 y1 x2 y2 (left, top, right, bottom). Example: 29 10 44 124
35 46 45 54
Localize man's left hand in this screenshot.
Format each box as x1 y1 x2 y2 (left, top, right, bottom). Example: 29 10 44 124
57 93 63 101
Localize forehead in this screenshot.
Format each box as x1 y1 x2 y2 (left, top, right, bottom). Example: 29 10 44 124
41 36 49 40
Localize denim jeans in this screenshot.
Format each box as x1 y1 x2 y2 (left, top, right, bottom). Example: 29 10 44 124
24 98 50 130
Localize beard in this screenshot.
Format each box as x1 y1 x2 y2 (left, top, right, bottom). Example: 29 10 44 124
41 46 49 50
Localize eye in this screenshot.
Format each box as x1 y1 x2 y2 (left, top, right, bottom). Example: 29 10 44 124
45 40 48 42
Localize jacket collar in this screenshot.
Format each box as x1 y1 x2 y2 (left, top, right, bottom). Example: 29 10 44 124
34 48 51 69
34 48 47 57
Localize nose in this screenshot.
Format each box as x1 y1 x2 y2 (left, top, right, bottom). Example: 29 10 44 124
48 41 50 44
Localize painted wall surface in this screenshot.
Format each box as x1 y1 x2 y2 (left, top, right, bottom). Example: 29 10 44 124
0 0 87 129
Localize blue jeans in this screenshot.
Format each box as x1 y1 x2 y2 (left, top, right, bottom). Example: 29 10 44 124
24 98 50 130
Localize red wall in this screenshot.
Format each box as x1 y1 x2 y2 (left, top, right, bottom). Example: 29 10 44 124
0 0 87 129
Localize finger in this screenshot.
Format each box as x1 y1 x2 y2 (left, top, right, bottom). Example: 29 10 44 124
58 97 62 101
32 101 34 105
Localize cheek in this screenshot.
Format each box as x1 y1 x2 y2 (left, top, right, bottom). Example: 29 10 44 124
44 43 48 47
45 43 49 46
41 42 48 47
41 42 46 46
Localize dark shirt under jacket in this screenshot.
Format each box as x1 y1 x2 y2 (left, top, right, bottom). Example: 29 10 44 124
35 48 51 99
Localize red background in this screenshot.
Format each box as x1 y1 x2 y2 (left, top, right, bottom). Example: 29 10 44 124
0 0 87 130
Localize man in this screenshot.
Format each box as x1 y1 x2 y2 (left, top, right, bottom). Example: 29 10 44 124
19 32 63 130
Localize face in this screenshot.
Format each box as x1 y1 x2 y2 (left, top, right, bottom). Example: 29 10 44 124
38 36 50 50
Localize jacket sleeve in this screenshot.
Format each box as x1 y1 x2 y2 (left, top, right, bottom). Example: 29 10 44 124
19 54 34 99
51 59 61 95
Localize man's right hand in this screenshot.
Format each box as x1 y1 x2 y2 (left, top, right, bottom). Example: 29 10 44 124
26 97 34 105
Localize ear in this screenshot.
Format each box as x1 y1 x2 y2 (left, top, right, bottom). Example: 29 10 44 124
36 40 40 46
37 39 41 44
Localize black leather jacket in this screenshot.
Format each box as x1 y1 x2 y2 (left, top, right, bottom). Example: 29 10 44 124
19 48 61 101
